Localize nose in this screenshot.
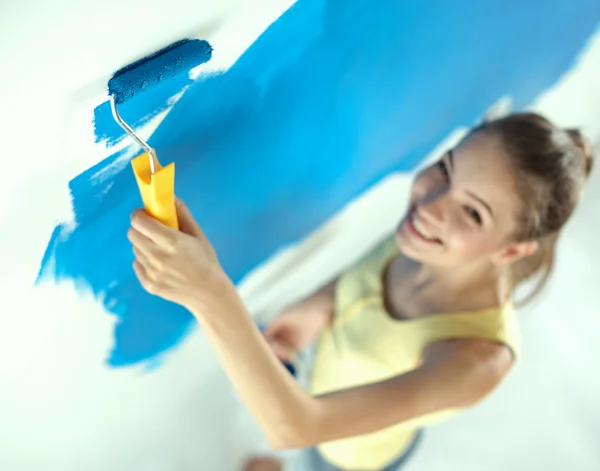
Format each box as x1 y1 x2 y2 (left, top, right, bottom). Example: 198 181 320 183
417 187 449 228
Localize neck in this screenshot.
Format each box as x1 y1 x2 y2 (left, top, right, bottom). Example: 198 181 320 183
401 256 505 311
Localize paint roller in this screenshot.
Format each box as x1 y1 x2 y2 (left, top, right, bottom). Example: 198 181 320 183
108 40 298 376
108 39 213 229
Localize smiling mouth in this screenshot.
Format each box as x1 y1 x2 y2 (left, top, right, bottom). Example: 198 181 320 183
406 208 442 244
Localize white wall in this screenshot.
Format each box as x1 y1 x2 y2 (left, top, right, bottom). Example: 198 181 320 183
1 1 599 470
1 2 296 469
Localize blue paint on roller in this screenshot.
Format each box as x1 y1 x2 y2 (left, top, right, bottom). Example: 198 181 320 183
108 39 213 105
38 0 600 367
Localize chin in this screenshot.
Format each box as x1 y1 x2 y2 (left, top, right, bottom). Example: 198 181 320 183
394 227 425 261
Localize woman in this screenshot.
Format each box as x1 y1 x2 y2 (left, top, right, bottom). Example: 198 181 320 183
127 113 593 471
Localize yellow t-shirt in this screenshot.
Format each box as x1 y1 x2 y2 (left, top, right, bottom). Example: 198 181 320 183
309 236 521 471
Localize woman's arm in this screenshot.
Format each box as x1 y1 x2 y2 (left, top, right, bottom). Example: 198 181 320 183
191 276 514 449
127 202 514 450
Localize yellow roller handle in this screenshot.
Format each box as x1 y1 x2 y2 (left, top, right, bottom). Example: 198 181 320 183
131 151 179 230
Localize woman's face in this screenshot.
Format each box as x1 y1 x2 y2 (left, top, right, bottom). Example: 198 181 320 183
395 131 535 268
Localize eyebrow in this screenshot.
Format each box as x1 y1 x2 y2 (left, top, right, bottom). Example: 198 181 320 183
446 150 495 220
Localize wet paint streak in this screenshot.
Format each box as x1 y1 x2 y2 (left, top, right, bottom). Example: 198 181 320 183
38 0 600 367
94 39 212 146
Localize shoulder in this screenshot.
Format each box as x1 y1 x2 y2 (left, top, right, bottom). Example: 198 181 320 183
421 339 515 407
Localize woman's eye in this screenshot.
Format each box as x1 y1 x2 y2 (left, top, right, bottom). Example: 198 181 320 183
437 160 449 180
465 206 482 224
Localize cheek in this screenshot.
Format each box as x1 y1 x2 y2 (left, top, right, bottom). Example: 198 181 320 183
445 224 504 259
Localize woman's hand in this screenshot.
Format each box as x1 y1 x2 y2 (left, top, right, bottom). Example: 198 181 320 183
263 296 334 363
127 198 226 311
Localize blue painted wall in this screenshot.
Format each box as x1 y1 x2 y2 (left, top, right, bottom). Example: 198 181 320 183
38 0 600 367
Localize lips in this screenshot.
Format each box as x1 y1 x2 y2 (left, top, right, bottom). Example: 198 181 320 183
406 207 442 244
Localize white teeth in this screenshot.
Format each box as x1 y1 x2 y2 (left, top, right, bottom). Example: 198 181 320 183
412 214 435 241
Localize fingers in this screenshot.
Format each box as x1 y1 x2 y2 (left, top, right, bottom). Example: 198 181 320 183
242 457 283 471
266 338 296 363
132 245 163 272
127 225 153 252
262 316 287 338
175 198 206 240
127 225 167 264
261 322 279 338
132 259 158 295
128 224 168 279
130 208 178 247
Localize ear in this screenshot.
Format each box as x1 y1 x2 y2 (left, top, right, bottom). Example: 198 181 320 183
491 240 539 266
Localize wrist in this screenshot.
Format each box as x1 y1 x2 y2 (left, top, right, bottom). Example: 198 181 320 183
185 267 238 317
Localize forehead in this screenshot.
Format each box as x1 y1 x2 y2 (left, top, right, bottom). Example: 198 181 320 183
452 132 521 221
